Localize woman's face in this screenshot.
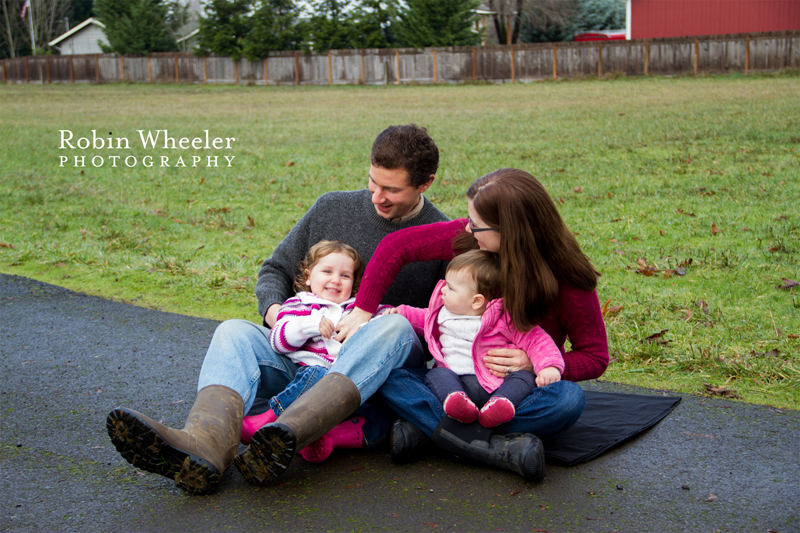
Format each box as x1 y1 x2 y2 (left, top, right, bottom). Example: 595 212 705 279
467 200 501 253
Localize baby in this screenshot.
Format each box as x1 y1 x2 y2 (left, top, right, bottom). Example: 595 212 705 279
388 249 564 427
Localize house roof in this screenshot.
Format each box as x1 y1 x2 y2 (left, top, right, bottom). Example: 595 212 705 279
48 17 106 47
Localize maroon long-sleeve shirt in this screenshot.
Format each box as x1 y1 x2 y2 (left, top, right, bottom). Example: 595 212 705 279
354 219 609 382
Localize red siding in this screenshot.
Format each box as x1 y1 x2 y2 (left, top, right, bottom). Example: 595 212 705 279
631 0 800 39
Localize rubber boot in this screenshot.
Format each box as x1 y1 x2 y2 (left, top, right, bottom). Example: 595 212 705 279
234 372 361 485
241 409 277 445
390 419 432 464
299 416 365 464
106 385 244 495
432 417 546 482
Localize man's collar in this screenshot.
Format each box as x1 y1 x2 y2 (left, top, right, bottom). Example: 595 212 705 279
391 196 425 223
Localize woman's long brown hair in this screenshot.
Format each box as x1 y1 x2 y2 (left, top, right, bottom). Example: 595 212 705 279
454 169 600 332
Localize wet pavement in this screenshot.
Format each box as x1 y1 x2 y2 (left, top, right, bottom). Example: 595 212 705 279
1 273 797 533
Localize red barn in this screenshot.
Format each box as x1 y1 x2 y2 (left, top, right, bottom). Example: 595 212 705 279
627 0 800 39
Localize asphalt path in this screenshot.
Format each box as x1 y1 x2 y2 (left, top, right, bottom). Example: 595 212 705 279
1 273 797 533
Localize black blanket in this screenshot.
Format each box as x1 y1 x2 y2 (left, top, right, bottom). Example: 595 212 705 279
543 390 682 466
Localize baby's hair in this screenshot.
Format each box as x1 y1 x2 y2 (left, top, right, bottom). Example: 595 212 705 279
294 240 364 294
446 249 502 302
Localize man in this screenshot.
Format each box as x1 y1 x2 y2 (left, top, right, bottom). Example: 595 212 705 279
106 124 450 495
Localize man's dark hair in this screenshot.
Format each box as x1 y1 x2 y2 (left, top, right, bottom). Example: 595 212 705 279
370 124 439 188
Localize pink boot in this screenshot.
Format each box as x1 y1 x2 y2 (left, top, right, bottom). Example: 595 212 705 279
478 396 516 428
443 391 479 423
240 409 277 445
299 417 365 464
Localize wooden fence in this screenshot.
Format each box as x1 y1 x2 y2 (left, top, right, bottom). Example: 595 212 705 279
2 31 797 86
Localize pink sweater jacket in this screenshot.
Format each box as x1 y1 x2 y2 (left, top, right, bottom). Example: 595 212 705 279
355 219 609 382
398 279 564 392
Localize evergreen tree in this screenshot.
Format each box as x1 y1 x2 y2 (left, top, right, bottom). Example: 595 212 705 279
94 0 178 55
304 0 354 52
195 0 252 60
350 0 396 49
95 0 178 54
71 0 95 23
242 0 302 60
569 0 625 35
394 0 481 48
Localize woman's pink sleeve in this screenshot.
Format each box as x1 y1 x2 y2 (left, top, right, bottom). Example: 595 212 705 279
354 219 466 313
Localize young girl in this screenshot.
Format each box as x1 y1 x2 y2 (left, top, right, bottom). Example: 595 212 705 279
387 250 564 428
240 240 388 463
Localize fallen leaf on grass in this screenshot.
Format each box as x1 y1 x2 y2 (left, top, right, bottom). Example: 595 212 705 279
749 349 780 358
777 278 799 290
636 258 658 276
675 208 696 217
601 298 624 318
697 300 709 314
285 160 295 167
612 250 626 255
573 186 584 193
706 494 716 502
247 215 256 228
0 243 13 248
704 383 740 399
711 222 721 235
642 329 670 345
510 490 522 496
680 309 693 321
423 523 437 528
789 334 798 339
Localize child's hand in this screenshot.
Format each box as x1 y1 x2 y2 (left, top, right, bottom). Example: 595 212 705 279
319 317 335 339
381 308 399 316
535 366 561 387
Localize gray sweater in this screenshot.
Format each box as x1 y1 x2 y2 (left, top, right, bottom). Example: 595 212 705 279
255 189 450 320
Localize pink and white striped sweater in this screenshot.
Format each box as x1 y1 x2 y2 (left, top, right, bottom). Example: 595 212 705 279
270 292 390 368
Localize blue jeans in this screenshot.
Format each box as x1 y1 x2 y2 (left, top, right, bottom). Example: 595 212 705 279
196 315 424 442
379 366 586 439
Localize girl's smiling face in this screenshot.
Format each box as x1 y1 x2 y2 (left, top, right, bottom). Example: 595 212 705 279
305 252 356 304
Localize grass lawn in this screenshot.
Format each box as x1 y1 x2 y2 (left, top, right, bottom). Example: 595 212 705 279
1 74 798 409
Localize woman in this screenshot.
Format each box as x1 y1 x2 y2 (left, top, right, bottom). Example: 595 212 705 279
336 168 608 481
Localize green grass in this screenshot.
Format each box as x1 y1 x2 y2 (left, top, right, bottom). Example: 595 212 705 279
1 74 798 409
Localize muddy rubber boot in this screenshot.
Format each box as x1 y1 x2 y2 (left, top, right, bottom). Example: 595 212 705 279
106 385 244 495
433 417 546 482
234 372 360 485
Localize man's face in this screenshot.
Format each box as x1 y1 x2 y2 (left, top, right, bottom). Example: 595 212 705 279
368 164 432 220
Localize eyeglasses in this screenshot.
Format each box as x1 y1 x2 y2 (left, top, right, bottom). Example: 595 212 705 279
468 218 499 233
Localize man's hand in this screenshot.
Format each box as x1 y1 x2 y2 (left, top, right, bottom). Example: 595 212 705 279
535 366 561 387
334 307 371 343
265 303 281 328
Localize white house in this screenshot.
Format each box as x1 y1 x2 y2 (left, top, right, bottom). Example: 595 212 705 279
48 18 108 55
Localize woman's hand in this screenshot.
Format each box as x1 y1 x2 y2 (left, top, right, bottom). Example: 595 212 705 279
483 348 533 378
381 308 399 316
334 307 372 343
535 366 561 387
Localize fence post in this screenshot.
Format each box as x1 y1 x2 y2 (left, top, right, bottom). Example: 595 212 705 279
552 43 557 80
234 58 239 85
432 50 437 84
360 50 365 84
295 51 300 85
396 48 400 84
46 55 50 84
203 56 208 84
745 34 750 75
120 55 125 81
644 39 650 75
264 57 268 86
1 59 5 84
694 37 698 75
598 42 603 78
510 45 515 83
472 47 476 81
147 56 152 83
95 54 99 83
25 56 29 83
175 53 179 83
328 50 333 85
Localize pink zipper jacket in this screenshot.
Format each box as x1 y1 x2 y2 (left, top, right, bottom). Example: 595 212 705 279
398 279 565 393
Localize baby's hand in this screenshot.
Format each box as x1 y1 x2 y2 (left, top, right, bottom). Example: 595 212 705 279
381 308 400 316
535 366 562 387
319 317 335 339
